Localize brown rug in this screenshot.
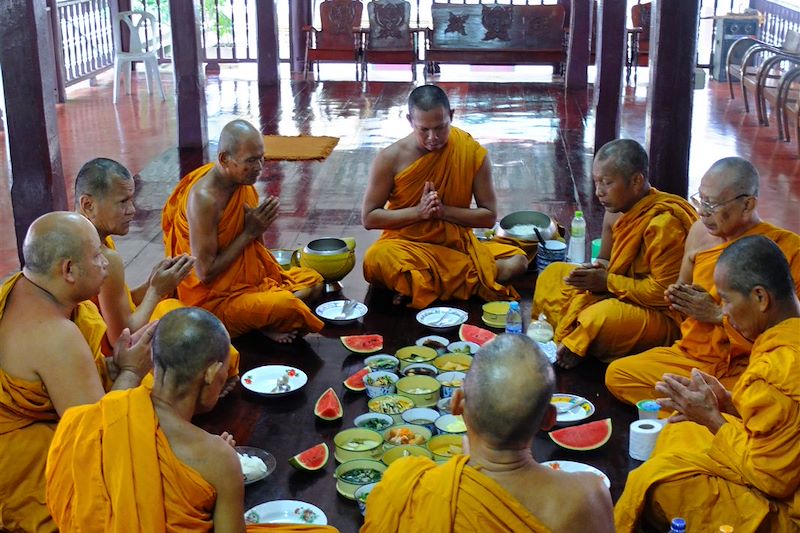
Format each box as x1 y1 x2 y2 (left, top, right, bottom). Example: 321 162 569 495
263 135 340 161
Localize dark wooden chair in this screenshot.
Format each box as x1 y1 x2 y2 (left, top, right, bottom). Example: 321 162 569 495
303 0 364 80
362 0 416 81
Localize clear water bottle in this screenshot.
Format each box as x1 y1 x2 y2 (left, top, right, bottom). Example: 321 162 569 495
668 517 686 533
505 301 523 335
567 210 586 263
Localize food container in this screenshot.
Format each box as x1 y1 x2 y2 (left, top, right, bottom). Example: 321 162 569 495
433 353 473 373
382 423 432 449
482 301 510 324
364 354 400 373
401 363 438 377
437 396 454 415
428 434 464 461
333 428 384 463
354 482 378 516
368 394 416 423
395 346 438 370
363 371 398 399
269 249 295 270
434 414 467 435
436 371 466 399
381 445 432 466
401 407 440 434
396 375 441 407
497 211 557 242
446 341 480 356
636 399 662 420
354 412 394 433
334 459 386 499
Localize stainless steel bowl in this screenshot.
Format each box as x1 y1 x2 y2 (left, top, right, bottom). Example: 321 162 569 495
270 249 295 270
497 211 557 242
304 237 349 256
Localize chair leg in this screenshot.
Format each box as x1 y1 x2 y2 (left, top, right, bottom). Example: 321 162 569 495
756 84 767 126
113 57 121 104
741 81 750 113
148 58 165 100
124 63 132 96
728 73 735 99
143 60 153 95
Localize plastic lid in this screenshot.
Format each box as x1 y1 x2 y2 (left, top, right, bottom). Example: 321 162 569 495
671 517 686 530
508 301 520 310
574 210 583 217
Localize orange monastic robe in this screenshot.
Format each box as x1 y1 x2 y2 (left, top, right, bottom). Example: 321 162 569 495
0 273 110 533
162 163 324 337
362 127 525 309
95 237 240 378
361 455 552 532
614 318 800 532
606 222 800 405
532 190 697 361
46 384 338 533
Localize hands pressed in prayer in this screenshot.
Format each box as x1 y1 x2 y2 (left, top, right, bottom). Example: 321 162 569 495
219 431 236 448
113 321 158 379
243 196 280 238
655 369 729 433
418 181 443 220
564 263 609 293
665 282 723 324
149 254 196 298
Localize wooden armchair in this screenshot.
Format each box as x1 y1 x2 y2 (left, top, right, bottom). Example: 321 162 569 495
362 0 416 81
303 0 364 80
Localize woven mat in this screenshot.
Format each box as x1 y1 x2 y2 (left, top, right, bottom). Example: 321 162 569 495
263 135 339 161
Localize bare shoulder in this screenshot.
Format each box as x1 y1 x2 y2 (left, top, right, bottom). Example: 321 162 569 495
603 211 623 229
376 135 423 177
686 220 719 254
169 422 241 489
550 472 614 533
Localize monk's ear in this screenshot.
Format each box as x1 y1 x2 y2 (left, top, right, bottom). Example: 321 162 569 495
540 404 557 431
751 285 771 313
62 258 77 283
204 361 224 385
78 194 96 219
451 388 465 416
406 113 412 126
218 150 231 168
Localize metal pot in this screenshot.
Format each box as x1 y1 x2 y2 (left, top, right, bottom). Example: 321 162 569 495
496 211 557 242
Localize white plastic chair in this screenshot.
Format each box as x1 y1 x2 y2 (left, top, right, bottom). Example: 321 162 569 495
112 10 166 104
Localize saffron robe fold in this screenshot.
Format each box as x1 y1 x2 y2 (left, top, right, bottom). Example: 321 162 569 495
606 222 800 405
362 128 525 309
0 273 109 533
46 384 338 533
614 318 800 532
361 455 552 532
96 237 240 379
532 190 697 360
162 163 324 337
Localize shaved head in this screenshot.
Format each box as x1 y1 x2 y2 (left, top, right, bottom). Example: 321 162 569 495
717 235 794 303
408 84 451 115
463 334 555 448
594 139 649 181
22 212 97 275
152 307 230 386
218 119 262 157
74 158 132 203
704 157 759 197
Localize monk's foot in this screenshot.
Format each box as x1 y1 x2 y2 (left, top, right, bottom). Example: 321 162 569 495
219 376 239 398
496 255 529 283
262 329 298 344
555 345 583 370
392 293 410 306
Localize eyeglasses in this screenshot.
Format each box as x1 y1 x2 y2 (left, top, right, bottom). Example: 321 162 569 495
689 192 751 214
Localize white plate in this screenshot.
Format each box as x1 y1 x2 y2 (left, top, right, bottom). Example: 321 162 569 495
541 460 611 489
416 307 469 331
315 300 368 325
241 365 308 397
446 341 480 356
235 446 277 485
245 500 328 525
415 335 450 354
551 393 595 423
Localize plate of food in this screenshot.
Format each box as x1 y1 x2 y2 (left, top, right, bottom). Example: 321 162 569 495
551 393 595 424
416 307 468 332
541 460 611 489
415 335 450 354
315 300 368 325
245 500 328 525
241 366 308 397
235 446 277 485
446 341 480 355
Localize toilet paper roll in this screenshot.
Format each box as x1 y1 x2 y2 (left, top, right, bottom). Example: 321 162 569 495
629 419 663 461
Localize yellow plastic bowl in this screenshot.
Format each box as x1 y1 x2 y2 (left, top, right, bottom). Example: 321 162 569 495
381 445 433 465
395 346 438 370
482 301 510 322
333 428 384 463
428 434 464 461
382 423 432 449
433 353 473 373
396 375 441 408
368 394 416 423
334 459 387 499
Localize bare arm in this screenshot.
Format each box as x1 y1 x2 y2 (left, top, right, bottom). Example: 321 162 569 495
437 156 497 228
208 437 247 533
575 476 615 533
96 249 134 345
188 187 276 284
676 220 706 284
595 211 617 265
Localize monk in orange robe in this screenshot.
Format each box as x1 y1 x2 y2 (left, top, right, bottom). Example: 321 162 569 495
606 157 800 406
47 307 337 533
362 85 527 309
533 140 697 369
615 236 800 532
75 157 240 390
162 120 324 341
362 334 614 532
0 212 155 533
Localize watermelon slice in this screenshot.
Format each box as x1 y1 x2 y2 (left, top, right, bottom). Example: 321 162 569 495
314 387 343 421
289 442 329 471
549 418 612 451
343 367 369 392
341 334 383 354
459 324 497 346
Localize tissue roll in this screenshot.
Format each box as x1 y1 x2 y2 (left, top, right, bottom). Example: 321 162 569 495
629 419 663 461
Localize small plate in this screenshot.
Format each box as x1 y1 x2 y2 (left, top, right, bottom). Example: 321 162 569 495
235 446 277 485
541 460 611 489
315 300 368 325
481 316 506 329
245 500 328 525
446 341 480 356
416 307 468 331
415 335 450 354
241 365 308 397
551 393 595 423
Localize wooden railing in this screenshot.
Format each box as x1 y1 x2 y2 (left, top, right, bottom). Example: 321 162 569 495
56 0 114 87
749 0 800 44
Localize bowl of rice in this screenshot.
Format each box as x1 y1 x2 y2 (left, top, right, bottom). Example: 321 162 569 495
497 211 557 242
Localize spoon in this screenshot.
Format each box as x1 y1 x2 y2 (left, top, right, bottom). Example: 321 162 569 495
271 374 291 393
534 227 550 249
555 397 587 414
335 300 358 320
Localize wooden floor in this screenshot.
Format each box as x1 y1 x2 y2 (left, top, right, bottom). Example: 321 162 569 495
1 63 799 531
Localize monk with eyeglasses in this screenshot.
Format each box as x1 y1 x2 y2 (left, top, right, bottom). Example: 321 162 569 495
605 157 800 406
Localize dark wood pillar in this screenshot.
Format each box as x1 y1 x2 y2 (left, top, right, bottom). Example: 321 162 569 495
646 0 700 197
290 0 312 73
593 0 627 153
169 0 207 149
0 0 67 264
566 0 591 90
257 0 281 85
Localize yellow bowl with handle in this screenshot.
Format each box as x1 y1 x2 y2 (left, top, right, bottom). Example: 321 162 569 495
333 428 384 463
433 353 473 373
429 434 464 461
396 375 441 407
381 445 432 466
395 346 438 370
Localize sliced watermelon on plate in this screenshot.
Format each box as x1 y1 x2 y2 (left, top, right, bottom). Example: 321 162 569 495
458 324 496 346
549 418 612 451
289 442 329 471
341 334 383 354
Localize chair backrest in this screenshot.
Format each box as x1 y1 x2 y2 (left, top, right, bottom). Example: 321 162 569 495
367 0 411 50
114 10 159 55
782 29 800 53
317 0 364 50
631 2 651 43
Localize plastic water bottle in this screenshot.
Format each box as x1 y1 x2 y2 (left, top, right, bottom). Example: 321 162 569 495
505 301 523 335
668 517 686 533
567 210 586 263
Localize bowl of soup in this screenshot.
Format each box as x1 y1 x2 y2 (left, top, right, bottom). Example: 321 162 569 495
433 353 473 373
429 434 464 461
368 394 415 423
333 428 384 463
395 346 438 370
396 375 441 407
381 445 433 466
334 459 386 499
